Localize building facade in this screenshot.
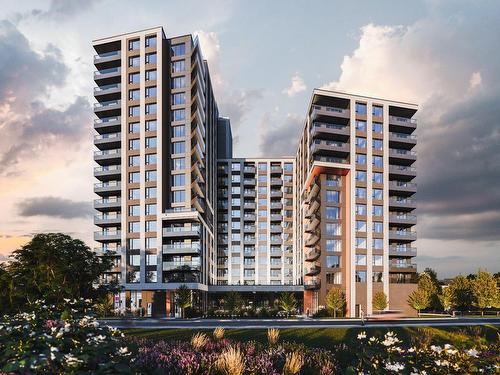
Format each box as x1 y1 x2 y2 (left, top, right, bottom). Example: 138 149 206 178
93 27 417 317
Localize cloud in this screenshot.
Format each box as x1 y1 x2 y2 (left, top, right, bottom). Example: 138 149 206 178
282 73 306 97
259 113 303 157
15 0 102 21
320 6 500 242
17 197 93 219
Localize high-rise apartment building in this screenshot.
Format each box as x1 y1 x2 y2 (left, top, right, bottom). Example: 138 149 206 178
93 27 417 317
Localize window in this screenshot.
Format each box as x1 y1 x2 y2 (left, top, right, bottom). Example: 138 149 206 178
128 106 140 117
145 35 156 47
145 103 157 115
128 38 140 50
356 220 366 232
326 255 340 268
172 92 186 105
355 254 366 265
373 272 383 282
145 237 157 249
373 238 383 249
172 190 185 203
373 205 383 216
145 136 157 148
128 56 140 67
373 222 383 233
326 207 340 219
128 238 140 250
128 155 140 166
258 198 266 206
326 272 342 284
284 163 293 172
355 102 367 115
172 158 185 170
355 171 367 182
326 190 340 203
129 254 140 266
172 141 185 154
372 105 383 117
232 174 241 183
356 137 367 148
373 139 383 150
172 109 185 121
258 175 267 183
172 60 185 72
356 271 367 283
172 76 185 89
129 205 140 216
172 125 185 138
128 89 140 103
146 254 157 267
356 153 366 165
326 175 341 187
171 43 185 56
128 188 139 200
326 239 341 252
356 237 366 248
145 70 157 81
145 204 157 215
373 188 383 200
146 86 157 98
145 170 156 182
373 255 383 266
145 187 157 198
231 162 241 171
145 53 157 64
172 174 185 186
231 186 241 194
356 120 367 132
128 122 140 133
128 171 140 183
145 153 157 165
355 187 366 199
373 172 383 184
356 204 367 215
128 72 140 84
373 122 383 133
145 120 157 132
258 210 267 217
129 221 140 233
373 155 383 167
128 139 140 150
258 187 267 194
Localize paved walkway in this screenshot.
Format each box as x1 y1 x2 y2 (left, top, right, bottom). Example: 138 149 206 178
100 317 500 329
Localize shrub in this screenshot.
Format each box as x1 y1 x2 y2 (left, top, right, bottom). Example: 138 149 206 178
214 327 225 340
216 346 245 375
191 332 208 350
267 328 280 345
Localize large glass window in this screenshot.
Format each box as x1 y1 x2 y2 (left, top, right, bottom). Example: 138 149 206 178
145 35 157 47
373 255 383 266
145 53 157 64
172 60 185 72
373 139 383 150
326 207 340 219
128 122 140 133
172 76 185 89
128 39 140 51
355 237 366 248
145 154 157 165
128 221 140 233
356 220 366 232
172 158 185 170
146 86 157 98
172 190 185 203
356 153 366 165
373 222 383 233
355 103 367 115
326 175 341 187
129 253 140 265
172 174 185 186
128 188 139 200
128 205 140 216
373 205 383 216
355 120 367 132
355 187 366 199
373 122 383 133
145 187 157 198
128 171 140 183
372 105 383 117
171 43 185 56
172 141 185 154
373 238 383 249
172 125 185 138
145 237 157 249
373 188 383 200
355 171 367 182
172 92 186 105
326 190 340 203
129 155 140 166
326 239 341 252
356 271 367 283
373 155 383 167
356 137 367 148
145 103 157 115
172 109 185 121
355 254 366 265
326 255 340 268
356 204 367 215
145 204 157 215
146 120 157 132
373 172 383 184
145 170 157 182
128 72 140 84
145 70 157 81
128 106 140 117
145 136 157 148
128 56 140 67
128 89 140 101
326 272 342 284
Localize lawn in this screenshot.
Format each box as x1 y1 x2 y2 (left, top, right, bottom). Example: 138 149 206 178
125 324 499 350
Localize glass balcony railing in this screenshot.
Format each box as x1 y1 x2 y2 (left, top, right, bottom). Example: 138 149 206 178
94 83 121 93
94 67 121 77
94 51 120 61
390 132 417 140
95 132 121 140
94 100 120 109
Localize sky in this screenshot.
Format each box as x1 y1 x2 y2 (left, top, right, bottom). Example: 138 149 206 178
0 0 499 278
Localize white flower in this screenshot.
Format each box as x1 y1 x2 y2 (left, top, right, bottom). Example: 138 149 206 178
435 360 450 367
385 362 404 371
56 331 64 339
357 332 366 340
64 354 83 366
467 348 479 357
408 347 415 353
369 336 377 342
50 346 59 352
118 346 130 355
430 345 442 354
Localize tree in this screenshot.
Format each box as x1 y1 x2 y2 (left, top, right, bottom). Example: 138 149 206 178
325 288 345 318
471 270 499 316
372 291 388 312
175 284 192 318
447 275 473 310
439 286 453 312
407 289 429 316
278 292 297 318
418 271 440 311
223 291 242 315
1 233 117 313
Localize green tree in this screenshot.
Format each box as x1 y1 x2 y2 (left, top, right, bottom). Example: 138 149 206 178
407 288 429 316
94 295 114 318
1 233 117 313
439 286 453 312
471 270 499 316
419 271 440 311
175 284 192 318
372 291 388 312
447 274 473 310
278 292 297 318
223 291 242 315
325 288 345 318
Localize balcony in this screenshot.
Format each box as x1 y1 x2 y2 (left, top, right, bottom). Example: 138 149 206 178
304 263 321 276
389 148 417 165
305 247 320 261
389 246 417 257
305 232 320 247
94 148 120 166
243 225 256 233
94 197 121 211
244 190 256 198
305 215 320 233
94 181 121 195
243 178 256 185
270 166 282 174
270 190 283 198
270 202 283 210
389 230 417 242
218 202 228 210
310 140 350 157
270 225 282 233
389 197 416 211
94 230 121 242
94 99 121 116
94 83 121 100
94 213 121 227
163 225 200 238
310 105 350 122
243 166 256 174
94 67 121 83
243 202 256 209
243 214 256 221
389 165 417 180
270 178 282 186
94 165 121 180
389 132 417 149
270 214 283 221
305 182 320 204
389 181 417 195
94 50 120 64
162 243 201 255
389 213 417 226
163 261 201 271
94 116 121 134
389 262 417 272
304 278 321 290
310 122 350 142
389 115 417 131
270 237 282 245
94 132 121 150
